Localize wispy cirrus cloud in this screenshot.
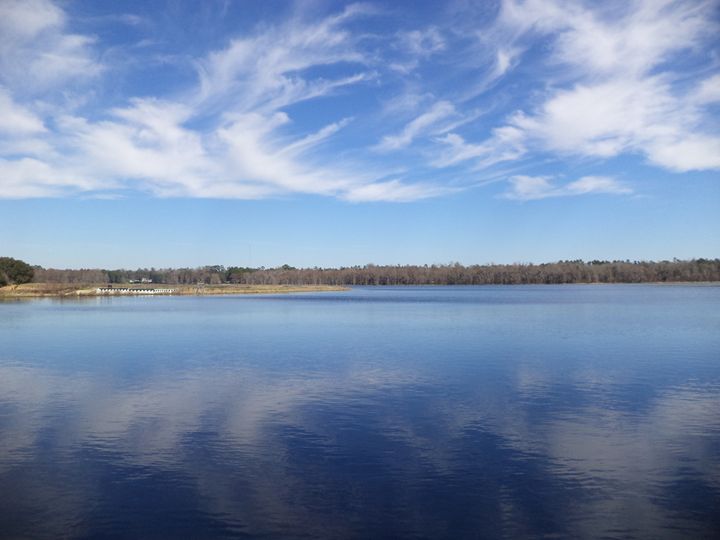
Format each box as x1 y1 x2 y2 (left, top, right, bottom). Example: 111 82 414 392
388 27 446 73
442 0 720 175
0 0 717 203
502 175 632 201
343 179 456 202
505 75 720 172
0 0 101 93
0 88 46 134
375 100 457 151
433 127 526 169
0 1 445 202
195 3 372 113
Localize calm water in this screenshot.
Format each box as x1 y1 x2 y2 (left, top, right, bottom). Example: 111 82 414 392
1 285 719 539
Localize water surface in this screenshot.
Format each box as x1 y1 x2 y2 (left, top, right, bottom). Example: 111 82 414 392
1 285 719 538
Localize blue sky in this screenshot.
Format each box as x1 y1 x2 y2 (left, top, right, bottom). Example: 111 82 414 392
0 0 718 268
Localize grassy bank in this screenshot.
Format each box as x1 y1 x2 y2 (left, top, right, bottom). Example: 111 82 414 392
0 283 348 297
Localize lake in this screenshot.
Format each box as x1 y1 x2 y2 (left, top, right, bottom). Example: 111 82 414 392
1 285 719 539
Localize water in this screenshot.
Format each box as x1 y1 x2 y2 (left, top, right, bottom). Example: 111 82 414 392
1 285 718 539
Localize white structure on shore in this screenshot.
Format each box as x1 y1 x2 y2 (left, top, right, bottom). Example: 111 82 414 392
96 287 175 295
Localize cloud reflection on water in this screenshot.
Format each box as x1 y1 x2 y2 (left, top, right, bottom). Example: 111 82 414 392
1 357 718 538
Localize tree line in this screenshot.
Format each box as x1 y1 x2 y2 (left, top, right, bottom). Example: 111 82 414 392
26 259 720 285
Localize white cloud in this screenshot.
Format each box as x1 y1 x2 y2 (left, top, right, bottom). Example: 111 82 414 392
692 74 720 105
278 117 353 158
215 112 349 196
644 136 720 172
0 87 46 134
512 78 670 155
0 157 97 198
195 4 370 114
375 101 457 151
0 2 448 202
342 179 454 202
0 0 717 202
494 49 513 77
502 175 632 201
388 27 446 73
565 175 633 195
504 74 720 172
0 138 53 157
389 27 447 74
3 97 430 202
434 126 526 168
0 0 63 41
499 0 713 78
450 0 720 174
400 27 445 57
0 0 101 93
49 99 213 197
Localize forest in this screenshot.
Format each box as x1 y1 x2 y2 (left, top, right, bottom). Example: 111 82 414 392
28 259 720 286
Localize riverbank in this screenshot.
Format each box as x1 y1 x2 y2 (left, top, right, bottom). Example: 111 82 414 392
0 283 348 297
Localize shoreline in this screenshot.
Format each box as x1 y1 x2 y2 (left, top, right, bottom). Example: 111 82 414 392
2 281 719 298
0 283 349 298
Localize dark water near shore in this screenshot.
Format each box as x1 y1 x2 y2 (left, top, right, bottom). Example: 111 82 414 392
1 285 719 539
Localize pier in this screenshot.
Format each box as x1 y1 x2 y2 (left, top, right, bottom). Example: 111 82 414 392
96 287 175 295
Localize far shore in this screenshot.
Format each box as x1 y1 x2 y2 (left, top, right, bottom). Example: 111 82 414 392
0 283 349 298
2 281 719 298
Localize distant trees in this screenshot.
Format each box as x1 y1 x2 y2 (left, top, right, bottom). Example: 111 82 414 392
225 259 720 285
25 259 720 286
226 266 255 283
0 257 34 286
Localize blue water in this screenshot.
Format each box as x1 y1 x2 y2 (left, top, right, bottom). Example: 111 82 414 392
1 285 719 539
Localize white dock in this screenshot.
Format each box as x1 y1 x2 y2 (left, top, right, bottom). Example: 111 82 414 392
96 287 175 295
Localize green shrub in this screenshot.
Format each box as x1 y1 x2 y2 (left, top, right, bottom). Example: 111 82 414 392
0 257 34 286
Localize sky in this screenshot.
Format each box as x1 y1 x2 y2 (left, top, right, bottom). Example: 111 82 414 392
0 0 719 269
